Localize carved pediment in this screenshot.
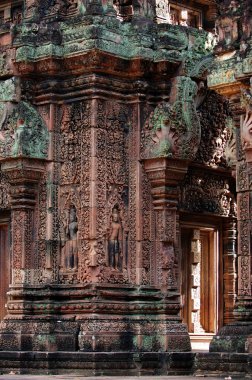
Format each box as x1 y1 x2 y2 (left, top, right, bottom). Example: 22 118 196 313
0 100 49 160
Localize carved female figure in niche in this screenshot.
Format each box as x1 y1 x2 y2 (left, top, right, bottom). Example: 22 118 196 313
12 119 27 156
108 205 123 270
62 205 79 270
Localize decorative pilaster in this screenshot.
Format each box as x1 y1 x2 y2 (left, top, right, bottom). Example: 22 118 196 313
223 219 237 325
234 90 252 320
143 157 191 350
1 158 46 285
210 87 252 353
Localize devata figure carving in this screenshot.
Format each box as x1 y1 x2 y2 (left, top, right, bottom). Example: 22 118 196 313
107 205 123 271
12 119 27 156
0 101 49 159
61 205 79 270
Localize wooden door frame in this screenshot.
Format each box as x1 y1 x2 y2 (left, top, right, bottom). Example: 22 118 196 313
179 215 224 334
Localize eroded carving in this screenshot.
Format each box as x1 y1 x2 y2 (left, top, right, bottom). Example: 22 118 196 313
195 90 235 168
241 87 252 149
0 101 49 159
161 242 177 289
180 168 236 217
141 76 200 161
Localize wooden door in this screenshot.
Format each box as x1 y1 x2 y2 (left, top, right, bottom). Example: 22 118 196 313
0 223 10 321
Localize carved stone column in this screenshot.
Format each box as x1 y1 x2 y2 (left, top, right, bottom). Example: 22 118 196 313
0 157 46 284
143 157 191 350
223 219 237 325
210 94 252 353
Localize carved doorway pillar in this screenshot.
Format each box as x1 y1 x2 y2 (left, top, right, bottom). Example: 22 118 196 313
1 158 45 286
143 157 191 351
0 217 10 321
210 96 252 353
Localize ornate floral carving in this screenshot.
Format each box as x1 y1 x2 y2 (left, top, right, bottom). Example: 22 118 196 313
180 168 236 217
25 0 77 19
0 171 10 209
60 104 82 185
94 100 130 284
195 90 234 168
141 76 200 161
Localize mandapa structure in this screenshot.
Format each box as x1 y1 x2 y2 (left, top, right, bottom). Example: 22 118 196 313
0 0 251 377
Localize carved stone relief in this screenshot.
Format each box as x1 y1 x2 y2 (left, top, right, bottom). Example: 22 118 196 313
141 76 200 161
107 205 124 271
95 100 130 284
180 168 236 217
25 0 77 19
161 242 177 289
0 171 10 209
61 205 79 270
195 90 235 168
241 85 252 154
216 16 239 47
58 104 89 283
0 101 49 159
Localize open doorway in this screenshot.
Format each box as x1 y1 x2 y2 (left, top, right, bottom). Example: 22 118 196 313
181 225 219 351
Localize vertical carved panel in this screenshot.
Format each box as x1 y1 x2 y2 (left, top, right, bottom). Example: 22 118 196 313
0 224 9 321
12 209 33 284
0 173 10 210
128 103 138 284
141 169 153 285
237 191 251 296
95 99 130 284
223 219 237 324
58 101 91 284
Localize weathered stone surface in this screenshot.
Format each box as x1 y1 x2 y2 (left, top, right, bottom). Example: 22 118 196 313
0 0 251 377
